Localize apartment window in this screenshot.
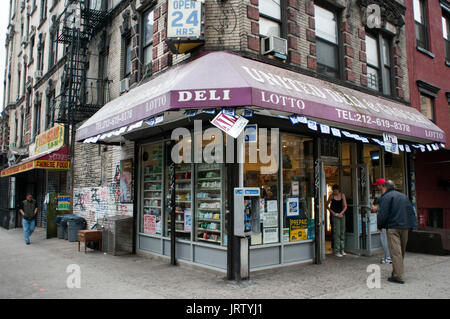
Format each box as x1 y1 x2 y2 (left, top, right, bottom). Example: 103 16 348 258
50 33 58 67
98 52 109 105
37 38 45 71
34 98 41 136
142 9 154 77
46 91 55 129
366 33 392 95
414 0 428 50
419 94 435 121
17 69 21 99
315 5 340 79
29 35 35 63
259 0 282 37
88 0 103 10
443 14 450 62
41 0 48 22
123 38 132 78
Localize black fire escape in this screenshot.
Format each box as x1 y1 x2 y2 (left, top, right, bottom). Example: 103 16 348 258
55 0 109 126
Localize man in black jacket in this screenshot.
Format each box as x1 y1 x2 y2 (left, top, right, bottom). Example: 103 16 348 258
19 193 38 245
377 180 417 284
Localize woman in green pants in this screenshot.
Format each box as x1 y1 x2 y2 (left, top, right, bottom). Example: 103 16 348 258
327 185 348 257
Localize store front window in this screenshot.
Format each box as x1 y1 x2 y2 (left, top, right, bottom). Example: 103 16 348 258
195 132 226 245
281 134 315 243
384 152 405 193
141 142 164 236
165 138 193 240
243 130 315 246
244 129 279 245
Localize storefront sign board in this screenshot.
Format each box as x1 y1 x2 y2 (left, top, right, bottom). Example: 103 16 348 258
211 112 249 139
56 196 71 211
383 133 399 154
167 0 202 38
34 124 64 156
77 52 445 143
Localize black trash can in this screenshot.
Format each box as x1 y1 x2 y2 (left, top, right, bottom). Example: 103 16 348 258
56 224 64 239
59 215 74 240
54 215 71 239
67 218 86 242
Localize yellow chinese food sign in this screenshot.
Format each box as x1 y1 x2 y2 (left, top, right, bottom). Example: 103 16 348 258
34 124 65 156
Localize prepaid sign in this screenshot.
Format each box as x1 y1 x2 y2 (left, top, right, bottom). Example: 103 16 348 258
167 0 202 38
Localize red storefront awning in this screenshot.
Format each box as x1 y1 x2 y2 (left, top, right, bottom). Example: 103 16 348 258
76 51 446 144
1 146 70 177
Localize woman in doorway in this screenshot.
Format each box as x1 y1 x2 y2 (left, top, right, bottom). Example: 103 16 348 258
327 184 348 257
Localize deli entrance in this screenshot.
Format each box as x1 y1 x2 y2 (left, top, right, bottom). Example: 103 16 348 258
319 140 378 261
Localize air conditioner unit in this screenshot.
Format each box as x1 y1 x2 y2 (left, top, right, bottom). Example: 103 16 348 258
261 36 288 59
120 78 129 94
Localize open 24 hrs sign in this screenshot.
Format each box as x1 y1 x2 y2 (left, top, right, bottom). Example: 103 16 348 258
167 0 203 38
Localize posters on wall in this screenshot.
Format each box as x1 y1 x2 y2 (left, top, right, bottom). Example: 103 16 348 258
120 159 133 203
144 215 157 235
289 218 308 242
184 209 192 232
263 210 278 228
292 181 299 196
286 197 300 217
244 124 258 143
56 196 71 211
263 227 278 244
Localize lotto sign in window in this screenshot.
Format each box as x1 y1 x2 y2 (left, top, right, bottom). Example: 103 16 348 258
167 0 202 38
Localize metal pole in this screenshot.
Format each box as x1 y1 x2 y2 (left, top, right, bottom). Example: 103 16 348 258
169 141 176 266
313 136 321 264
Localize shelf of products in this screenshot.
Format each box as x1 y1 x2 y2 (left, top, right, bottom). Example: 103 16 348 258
195 163 223 244
141 143 163 236
166 164 193 239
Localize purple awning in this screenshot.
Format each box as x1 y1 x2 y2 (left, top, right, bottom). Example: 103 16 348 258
76 51 446 143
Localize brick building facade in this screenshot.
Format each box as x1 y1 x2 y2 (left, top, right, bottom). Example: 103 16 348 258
404 0 450 230
2 0 447 271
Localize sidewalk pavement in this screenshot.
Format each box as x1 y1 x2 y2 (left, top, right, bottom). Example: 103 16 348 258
1 227 449 299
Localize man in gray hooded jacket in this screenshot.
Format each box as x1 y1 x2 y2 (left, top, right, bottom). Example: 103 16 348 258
377 180 417 284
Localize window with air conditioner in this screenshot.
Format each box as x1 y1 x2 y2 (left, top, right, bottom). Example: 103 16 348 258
259 0 287 58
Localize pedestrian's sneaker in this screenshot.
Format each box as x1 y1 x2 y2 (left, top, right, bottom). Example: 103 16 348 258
388 276 404 284
335 253 343 258
341 251 347 256
386 258 392 264
380 258 387 264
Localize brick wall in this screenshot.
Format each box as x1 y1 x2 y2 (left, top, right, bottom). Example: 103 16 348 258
73 140 134 227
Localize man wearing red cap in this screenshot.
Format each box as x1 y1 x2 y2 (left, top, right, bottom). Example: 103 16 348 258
376 179 417 284
372 179 391 264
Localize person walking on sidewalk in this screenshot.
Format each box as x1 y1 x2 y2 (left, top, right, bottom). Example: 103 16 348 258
327 184 348 258
372 178 392 265
377 180 417 284
19 193 38 245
